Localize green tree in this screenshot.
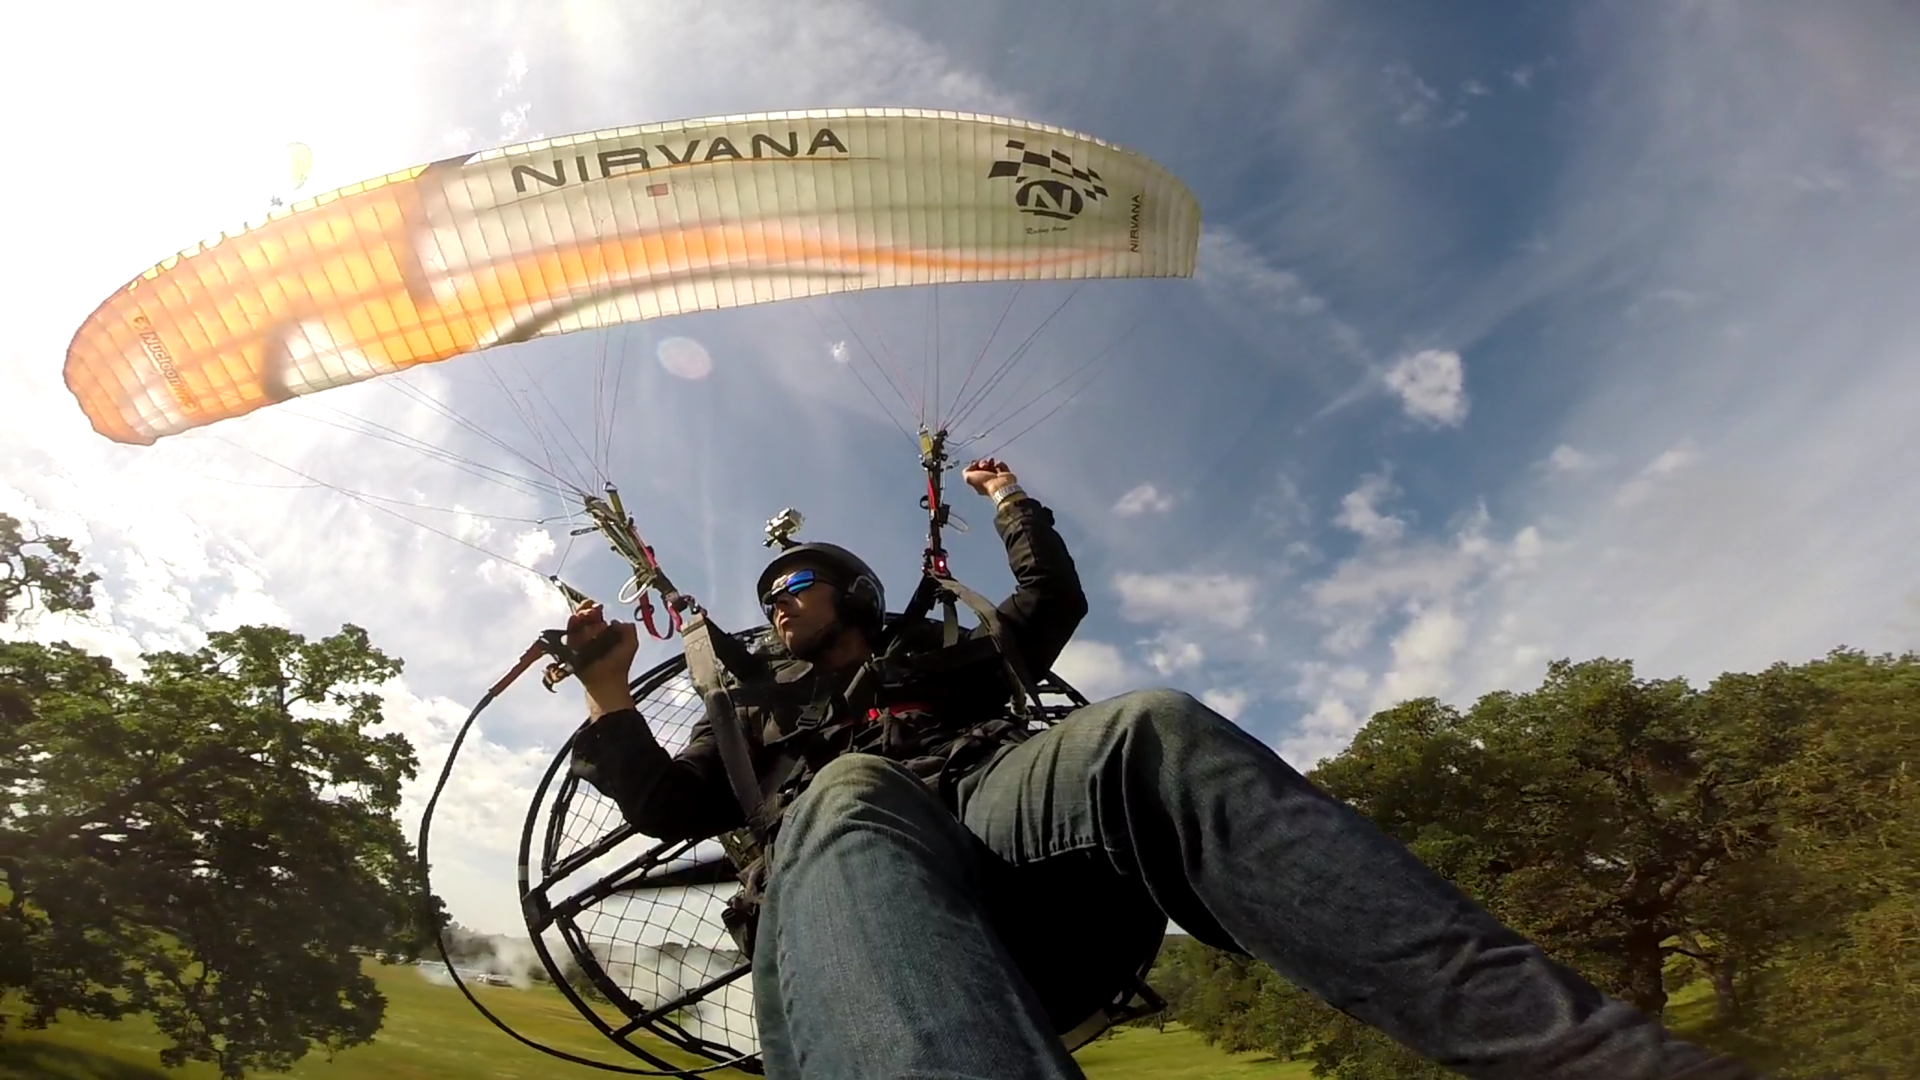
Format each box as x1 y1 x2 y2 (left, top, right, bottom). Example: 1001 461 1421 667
1165 658 1827 1076
1722 649 1920 1078
0 520 443 1078
1313 659 1816 1021
1124 933 1197 1033
1156 933 1448 1080
1164 651 1916 1078
0 513 99 626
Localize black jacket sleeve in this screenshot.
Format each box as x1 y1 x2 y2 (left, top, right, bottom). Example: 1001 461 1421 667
987 494 1090 679
567 708 742 844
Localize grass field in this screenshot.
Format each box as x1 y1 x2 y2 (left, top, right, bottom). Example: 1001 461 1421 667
0 960 1311 1080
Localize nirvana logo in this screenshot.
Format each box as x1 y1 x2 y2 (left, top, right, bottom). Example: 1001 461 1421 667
987 139 1109 222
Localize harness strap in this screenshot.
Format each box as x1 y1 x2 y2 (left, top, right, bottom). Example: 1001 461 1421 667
683 575 1047 960
682 614 786 842
929 571 1047 720
885 566 1047 722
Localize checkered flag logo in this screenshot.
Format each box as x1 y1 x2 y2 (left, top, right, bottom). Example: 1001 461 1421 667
987 139 1109 221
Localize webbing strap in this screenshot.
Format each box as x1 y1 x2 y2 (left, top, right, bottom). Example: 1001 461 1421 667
928 571 1046 719
682 614 779 842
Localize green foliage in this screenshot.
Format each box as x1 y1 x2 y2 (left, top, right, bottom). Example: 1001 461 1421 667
0 513 99 627
1150 935 1444 1080
0 521 443 1078
1719 649 1920 1078
1161 651 1916 1079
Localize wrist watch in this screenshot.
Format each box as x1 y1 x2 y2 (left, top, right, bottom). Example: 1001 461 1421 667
991 483 1027 508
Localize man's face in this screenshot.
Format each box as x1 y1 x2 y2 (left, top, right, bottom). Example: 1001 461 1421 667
764 563 842 655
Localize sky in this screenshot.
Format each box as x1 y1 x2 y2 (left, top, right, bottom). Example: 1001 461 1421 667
4 0 1920 955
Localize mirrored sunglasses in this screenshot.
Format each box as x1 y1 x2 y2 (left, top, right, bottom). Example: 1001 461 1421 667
761 568 824 616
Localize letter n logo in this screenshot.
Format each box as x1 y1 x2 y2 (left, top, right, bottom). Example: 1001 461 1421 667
987 139 1107 222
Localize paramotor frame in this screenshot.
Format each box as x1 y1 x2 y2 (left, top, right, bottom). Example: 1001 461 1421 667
417 599 1166 1077
513 618 1163 1075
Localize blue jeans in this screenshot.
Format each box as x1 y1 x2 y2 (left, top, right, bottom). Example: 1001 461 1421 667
750 689 1756 1080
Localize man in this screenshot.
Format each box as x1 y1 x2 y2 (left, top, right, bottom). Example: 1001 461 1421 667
565 459 1760 1080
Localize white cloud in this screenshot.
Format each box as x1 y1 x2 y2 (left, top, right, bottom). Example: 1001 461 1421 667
1201 687 1251 720
1198 228 1330 318
1279 695 1359 769
1543 444 1603 473
1113 483 1175 517
1380 63 1472 128
1144 634 1205 676
553 0 1028 121
1368 605 1469 713
1051 640 1141 702
1383 349 1469 427
451 509 497 547
1195 227 1369 374
1613 443 1698 507
1645 447 1695 475
1381 62 1441 126
1286 494 1554 749
383 683 551 856
206 588 292 633
495 48 533 143
1510 526 1544 567
1320 616 1376 657
1333 472 1406 544
1257 474 1316 540
1309 540 1476 612
511 528 557 568
1113 571 1259 630
1294 660 1371 701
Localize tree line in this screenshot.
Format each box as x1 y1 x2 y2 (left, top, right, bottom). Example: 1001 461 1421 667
4 511 1913 1077
1125 648 1917 1078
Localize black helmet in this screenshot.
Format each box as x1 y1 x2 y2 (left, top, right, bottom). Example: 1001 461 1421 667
757 542 886 634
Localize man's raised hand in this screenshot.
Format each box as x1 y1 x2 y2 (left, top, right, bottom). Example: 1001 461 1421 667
566 601 639 719
963 458 1018 497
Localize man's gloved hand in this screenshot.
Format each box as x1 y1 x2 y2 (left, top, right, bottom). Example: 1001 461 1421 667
963 457 1018 498
566 600 640 719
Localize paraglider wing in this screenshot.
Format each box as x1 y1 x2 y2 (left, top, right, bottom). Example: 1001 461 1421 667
64 108 1201 446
